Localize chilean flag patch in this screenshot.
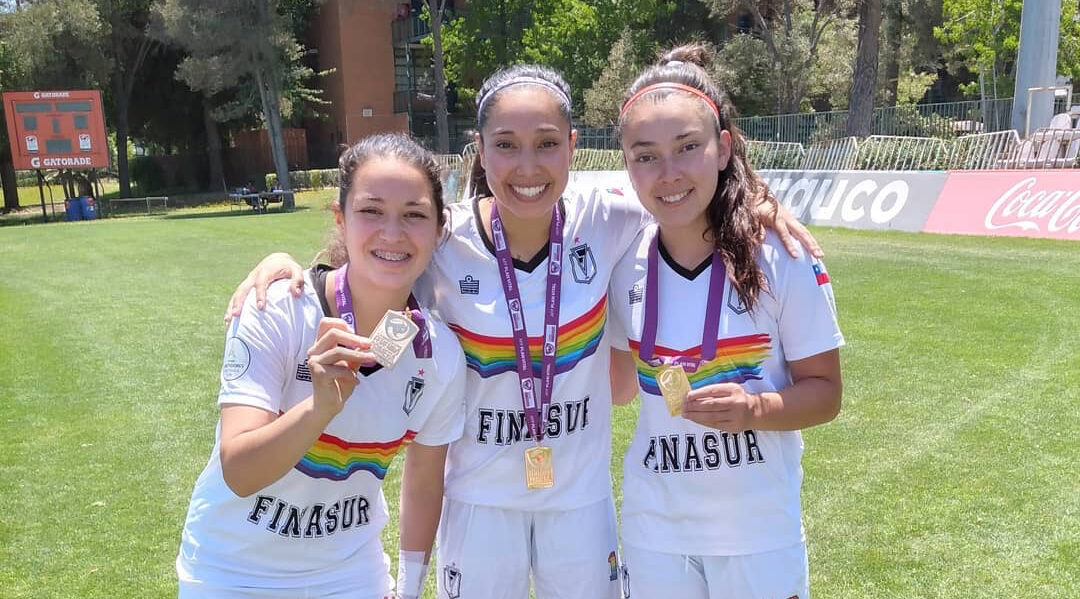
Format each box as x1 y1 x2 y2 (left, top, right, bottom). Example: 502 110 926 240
813 261 830 285
606 187 624 196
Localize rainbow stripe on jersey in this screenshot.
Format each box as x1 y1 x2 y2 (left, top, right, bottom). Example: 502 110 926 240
629 333 772 396
294 429 418 481
449 295 607 379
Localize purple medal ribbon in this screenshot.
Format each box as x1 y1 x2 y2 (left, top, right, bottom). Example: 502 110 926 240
637 232 727 376
334 265 431 359
490 201 563 444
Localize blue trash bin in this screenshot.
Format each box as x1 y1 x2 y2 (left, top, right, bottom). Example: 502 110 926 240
65 199 83 221
79 196 98 220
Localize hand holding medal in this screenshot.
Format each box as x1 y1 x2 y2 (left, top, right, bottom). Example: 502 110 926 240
682 383 761 432
306 318 374 415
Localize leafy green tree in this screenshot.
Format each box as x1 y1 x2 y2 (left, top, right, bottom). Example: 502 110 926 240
155 0 322 206
439 0 609 108
935 0 1080 99
711 0 855 113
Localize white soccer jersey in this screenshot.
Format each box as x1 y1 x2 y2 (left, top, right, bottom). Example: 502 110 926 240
178 268 467 592
610 227 844 556
415 187 648 511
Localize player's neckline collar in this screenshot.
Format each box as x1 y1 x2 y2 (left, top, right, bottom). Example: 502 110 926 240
657 237 713 281
472 197 567 274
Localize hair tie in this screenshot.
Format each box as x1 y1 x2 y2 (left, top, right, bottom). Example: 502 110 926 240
477 76 572 116
619 82 719 121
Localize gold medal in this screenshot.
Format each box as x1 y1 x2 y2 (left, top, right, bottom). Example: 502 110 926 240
524 446 554 490
369 309 419 368
657 364 691 416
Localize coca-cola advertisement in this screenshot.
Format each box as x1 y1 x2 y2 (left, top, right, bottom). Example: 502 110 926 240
924 171 1080 240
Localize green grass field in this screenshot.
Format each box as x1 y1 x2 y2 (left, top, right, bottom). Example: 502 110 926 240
1 191 1077 597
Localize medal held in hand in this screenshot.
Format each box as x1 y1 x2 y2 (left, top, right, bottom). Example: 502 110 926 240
638 231 728 417
334 265 431 370
657 364 692 416
524 445 554 490
370 310 419 368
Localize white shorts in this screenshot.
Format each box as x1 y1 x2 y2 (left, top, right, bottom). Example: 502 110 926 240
177 552 394 599
436 496 621 599
620 542 809 599
178 579 393 599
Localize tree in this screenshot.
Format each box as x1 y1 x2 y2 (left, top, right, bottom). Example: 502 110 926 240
439 0 608 108
97 0 158 198
426 0 450 153
582 27 649 126
935 0 1080 99
711 0 854 113
848 0 883 137
156 0 320 207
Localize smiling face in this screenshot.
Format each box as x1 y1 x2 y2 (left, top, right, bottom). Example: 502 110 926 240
620 94 731 236
336 157 440 296
477 86 576 221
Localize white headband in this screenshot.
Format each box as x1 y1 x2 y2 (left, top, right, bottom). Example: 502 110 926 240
477 76 572 116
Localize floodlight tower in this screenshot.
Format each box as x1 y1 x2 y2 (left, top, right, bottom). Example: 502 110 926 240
1010 0 1062 135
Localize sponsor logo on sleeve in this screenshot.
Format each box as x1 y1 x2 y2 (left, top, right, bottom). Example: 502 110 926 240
222 337 251 381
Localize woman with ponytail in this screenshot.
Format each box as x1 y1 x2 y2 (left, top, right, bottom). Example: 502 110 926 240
609 44 844 598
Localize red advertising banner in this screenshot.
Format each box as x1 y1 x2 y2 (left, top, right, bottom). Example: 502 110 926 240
2 90 109 170
924 170 1080 240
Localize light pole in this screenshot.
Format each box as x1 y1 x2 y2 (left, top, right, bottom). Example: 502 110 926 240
1011 0 1062 136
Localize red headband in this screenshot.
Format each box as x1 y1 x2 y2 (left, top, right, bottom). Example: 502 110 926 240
619 83 720 120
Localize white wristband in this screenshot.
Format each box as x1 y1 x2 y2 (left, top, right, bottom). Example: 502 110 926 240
396 550 429 599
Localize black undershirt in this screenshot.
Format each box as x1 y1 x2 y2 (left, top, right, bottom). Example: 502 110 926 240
657 237 713 281
473 197 567 273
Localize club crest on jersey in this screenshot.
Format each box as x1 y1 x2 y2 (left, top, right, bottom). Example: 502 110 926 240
727 281 748 314
569 243 597 284
629 283 643 305
403 376 424 415
443 565 462 598
459 275 480 295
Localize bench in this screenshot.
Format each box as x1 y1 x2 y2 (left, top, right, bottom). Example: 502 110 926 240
229 191 292 213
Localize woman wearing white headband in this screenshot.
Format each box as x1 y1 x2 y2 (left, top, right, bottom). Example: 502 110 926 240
226 63 821 598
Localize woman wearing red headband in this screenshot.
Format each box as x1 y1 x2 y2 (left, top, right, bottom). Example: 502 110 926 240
608 44 844 599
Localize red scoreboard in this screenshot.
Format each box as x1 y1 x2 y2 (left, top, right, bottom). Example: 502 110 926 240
2 90 109 171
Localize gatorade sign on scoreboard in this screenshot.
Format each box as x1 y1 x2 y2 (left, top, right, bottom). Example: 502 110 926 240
2 90 109 170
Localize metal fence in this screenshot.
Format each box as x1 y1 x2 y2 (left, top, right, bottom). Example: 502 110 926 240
800 138 860 170
746 141 806 170
736 95 1080 144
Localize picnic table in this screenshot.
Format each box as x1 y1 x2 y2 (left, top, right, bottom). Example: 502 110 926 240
229 190 293 213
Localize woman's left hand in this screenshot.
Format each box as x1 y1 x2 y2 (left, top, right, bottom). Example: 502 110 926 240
682 383 761 432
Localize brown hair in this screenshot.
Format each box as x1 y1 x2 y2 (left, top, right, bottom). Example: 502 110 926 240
318 133 446 267
468 64 574 199
619 43 772 312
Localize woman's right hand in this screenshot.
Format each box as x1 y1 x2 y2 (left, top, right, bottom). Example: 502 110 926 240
306 318 376 416
224 252 306 324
